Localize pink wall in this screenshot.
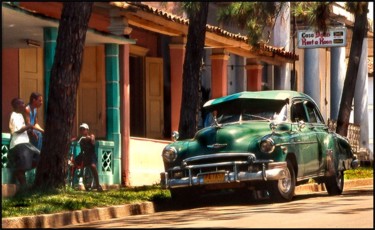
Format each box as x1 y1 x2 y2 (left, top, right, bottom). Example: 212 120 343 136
169 45 185 132
211 55 229 99
246 65 263 91
2 49 19 133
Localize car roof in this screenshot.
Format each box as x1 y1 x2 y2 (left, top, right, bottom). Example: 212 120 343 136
203 90 314 108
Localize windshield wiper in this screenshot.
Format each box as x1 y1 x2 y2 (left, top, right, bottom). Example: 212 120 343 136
241 114 270 121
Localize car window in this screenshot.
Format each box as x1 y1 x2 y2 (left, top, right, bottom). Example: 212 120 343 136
306 105 317 123
305 102 324 124
291 101 307 122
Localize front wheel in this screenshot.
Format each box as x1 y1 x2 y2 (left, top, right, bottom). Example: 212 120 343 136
268 159 296 202
324 170 344 195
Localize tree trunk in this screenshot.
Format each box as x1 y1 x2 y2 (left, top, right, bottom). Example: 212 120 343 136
336 3 368 137
34 2 93 189
179 2 209 139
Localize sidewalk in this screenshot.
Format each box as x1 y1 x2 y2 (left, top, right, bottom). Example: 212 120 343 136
2 178 373 229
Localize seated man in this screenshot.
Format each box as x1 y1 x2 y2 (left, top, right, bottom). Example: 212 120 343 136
25 92 44 150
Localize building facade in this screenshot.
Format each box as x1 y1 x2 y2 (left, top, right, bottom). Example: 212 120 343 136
2 2 372 189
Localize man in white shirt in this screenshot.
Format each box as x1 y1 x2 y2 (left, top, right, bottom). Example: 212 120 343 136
8 98 40 186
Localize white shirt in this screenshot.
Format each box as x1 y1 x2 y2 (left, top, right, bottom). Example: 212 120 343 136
9 111 29 149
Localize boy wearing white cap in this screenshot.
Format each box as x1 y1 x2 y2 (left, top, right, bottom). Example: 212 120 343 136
73 123 103 191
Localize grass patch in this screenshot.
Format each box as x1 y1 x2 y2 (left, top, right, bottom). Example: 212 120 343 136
2 185 170 218
344 166 374 180
307 166 373 183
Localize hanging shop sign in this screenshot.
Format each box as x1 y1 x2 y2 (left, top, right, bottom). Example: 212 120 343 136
297 27 347 48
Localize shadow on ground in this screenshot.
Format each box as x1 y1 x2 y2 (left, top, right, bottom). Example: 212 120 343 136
153 187 374 212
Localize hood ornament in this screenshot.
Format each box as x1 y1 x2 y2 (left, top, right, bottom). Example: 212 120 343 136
207 143 227 149
269 121 277 133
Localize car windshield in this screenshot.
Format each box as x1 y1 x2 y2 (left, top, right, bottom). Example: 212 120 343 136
204 99 287 126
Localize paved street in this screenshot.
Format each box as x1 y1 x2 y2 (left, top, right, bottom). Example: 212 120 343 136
62 184 373 228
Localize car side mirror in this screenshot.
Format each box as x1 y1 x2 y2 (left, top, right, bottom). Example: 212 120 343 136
171 131 179 141
327 118 337 132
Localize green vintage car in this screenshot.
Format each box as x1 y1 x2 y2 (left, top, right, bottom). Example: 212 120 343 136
160 90 358 202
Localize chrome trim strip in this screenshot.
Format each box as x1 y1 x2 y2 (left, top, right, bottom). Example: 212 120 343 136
275 141 317 146
207 143 228 149
185 161 249 169
183 152 255 164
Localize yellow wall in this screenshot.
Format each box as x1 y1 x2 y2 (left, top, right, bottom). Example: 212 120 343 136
128 137 171 186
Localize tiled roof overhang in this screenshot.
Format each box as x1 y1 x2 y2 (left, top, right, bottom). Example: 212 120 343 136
110 1 299 65
2 2 136 47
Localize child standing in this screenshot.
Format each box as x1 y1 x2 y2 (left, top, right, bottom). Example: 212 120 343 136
73 123 103 192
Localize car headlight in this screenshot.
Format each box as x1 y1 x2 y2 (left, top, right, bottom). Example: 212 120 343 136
162 146 177 162
260 138 275 153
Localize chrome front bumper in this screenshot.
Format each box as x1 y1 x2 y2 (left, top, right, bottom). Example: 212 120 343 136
160 161 287 189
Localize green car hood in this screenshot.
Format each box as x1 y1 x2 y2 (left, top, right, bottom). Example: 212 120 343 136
174 121 283 161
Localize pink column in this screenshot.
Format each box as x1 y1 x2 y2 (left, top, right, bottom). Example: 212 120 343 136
246 64 263 91
210 54 229 98
119 44 130 186
169 44 185 133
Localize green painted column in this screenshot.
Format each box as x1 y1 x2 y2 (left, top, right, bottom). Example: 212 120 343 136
105 43 121 184
43 27 58 116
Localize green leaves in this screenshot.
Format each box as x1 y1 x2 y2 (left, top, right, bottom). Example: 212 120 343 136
217 2 286 46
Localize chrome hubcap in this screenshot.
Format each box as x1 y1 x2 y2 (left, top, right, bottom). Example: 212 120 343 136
278 168 291 193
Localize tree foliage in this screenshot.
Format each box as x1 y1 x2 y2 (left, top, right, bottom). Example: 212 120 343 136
217 2 286 46
292 2 331 34
34 2 93 190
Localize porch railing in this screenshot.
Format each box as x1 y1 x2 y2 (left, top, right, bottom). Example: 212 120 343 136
2 133 115 186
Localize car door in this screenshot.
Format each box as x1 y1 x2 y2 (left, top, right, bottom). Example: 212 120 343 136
290 99 320 177
302 101 323 175
304 101 327 174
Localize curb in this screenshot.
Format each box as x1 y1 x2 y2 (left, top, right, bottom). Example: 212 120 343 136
2 202 155 229
295 178 373 194
2 179 373 228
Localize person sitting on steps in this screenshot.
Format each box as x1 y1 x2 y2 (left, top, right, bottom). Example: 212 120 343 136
24 92 44 151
